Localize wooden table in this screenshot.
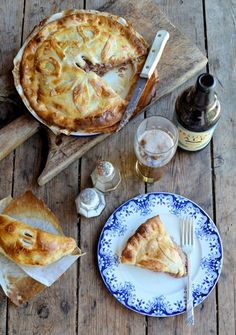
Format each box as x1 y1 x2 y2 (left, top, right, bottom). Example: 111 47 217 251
0 1 235 334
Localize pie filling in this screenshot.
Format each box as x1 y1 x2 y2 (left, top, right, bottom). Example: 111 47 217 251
20 11 149 133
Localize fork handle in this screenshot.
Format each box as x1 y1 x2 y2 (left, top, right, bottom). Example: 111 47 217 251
186 254 194 325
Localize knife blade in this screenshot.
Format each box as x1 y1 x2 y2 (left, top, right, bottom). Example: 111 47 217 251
116 30 170 132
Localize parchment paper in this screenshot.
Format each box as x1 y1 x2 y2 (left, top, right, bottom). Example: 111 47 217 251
0 192 83 305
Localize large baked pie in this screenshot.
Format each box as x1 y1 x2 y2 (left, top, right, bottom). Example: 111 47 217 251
121 215 187 278
18 10 149 133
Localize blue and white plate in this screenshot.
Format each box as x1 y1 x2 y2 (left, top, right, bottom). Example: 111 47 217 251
97 192 223 317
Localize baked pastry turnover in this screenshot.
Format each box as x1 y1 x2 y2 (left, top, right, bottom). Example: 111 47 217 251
0 214 77 266
121 215 186 278
19 10 149 133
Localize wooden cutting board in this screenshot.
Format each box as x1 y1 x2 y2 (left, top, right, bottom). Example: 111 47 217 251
0 0 207 185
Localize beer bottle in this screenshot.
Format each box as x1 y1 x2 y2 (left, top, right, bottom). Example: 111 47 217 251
174 73 221 151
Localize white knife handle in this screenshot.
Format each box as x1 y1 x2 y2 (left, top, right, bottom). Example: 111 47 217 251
140 30 169 79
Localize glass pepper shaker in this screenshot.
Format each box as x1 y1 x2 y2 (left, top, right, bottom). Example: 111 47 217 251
91 160 121 193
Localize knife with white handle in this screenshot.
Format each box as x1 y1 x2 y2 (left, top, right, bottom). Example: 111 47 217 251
116 30 169 132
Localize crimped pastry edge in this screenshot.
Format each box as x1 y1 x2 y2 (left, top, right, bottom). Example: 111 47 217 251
13 9 148 136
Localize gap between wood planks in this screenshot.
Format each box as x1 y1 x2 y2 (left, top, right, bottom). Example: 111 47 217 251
5 1 27 334
76 1 87 333
202 1 219 333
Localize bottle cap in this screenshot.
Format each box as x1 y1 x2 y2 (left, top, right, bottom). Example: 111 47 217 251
75 188 106 218
91 160 121 192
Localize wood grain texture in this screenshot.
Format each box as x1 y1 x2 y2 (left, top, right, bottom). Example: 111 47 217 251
0 1 232 335
7 1 83 335
0 0 24 97
0 0 206 186
101 0 207 95
77 4 146 335
147 1 216 334
0 0 25 333
205 1 236 335
0 0 206 187
0 115 40 161
78 114 146 335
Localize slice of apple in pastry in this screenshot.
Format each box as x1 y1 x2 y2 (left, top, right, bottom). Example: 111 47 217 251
121 215 187 278
0 214 77 266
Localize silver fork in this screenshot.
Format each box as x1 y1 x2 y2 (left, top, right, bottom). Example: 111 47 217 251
181 217 194 325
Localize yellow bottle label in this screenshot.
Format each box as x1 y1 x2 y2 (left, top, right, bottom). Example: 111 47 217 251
177 123 216 151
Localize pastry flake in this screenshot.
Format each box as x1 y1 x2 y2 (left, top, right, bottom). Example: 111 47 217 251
121 215 187 278
19 10 149 133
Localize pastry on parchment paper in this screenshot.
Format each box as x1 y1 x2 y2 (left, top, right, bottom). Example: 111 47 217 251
0 214 77 266
0 191 82 306
121 215 187 278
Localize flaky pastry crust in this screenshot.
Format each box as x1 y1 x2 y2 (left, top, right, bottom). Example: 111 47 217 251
0 214 77 266
19 10 149 133
121 215 187 278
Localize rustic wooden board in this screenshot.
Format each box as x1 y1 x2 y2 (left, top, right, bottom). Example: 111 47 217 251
147 1 217 334
36 0 207 184
206 1 236 335
0 0 207 186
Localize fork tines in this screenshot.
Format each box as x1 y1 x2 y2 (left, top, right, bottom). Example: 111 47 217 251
181 217 194 246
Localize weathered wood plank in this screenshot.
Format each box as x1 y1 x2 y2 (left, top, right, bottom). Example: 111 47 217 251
86 0 107 10
78 4 145 335
0 115 40 162
205 1 236 335
0 157 13 335
0 0 24 98
78 113 146 335
7 1 83 335
147 1 216 334
0 0 25 334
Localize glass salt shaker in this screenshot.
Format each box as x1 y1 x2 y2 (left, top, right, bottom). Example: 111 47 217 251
75 188 106 218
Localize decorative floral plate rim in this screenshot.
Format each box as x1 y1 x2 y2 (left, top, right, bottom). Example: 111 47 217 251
97 192 223 317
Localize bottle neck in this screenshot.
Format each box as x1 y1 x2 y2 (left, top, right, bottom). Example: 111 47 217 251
189 86 215 108
187 73 216 109
175 73 221 132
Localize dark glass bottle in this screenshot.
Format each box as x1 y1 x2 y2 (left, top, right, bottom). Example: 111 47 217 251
175 73 221 151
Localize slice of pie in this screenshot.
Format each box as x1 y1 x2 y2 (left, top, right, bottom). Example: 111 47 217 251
0 214 77 266
121 215 187 278
18 10 149 133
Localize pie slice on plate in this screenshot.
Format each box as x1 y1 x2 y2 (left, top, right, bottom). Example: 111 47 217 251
121 215 187 278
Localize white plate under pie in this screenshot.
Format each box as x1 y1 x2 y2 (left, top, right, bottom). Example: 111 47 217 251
97 192 223 317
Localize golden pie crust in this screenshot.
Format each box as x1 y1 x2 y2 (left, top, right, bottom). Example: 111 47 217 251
0 214 77 266
121 215 187 278
18 10 149 133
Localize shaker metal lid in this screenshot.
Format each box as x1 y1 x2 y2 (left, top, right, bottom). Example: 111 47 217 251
96 161 115 180
79 188 100 209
